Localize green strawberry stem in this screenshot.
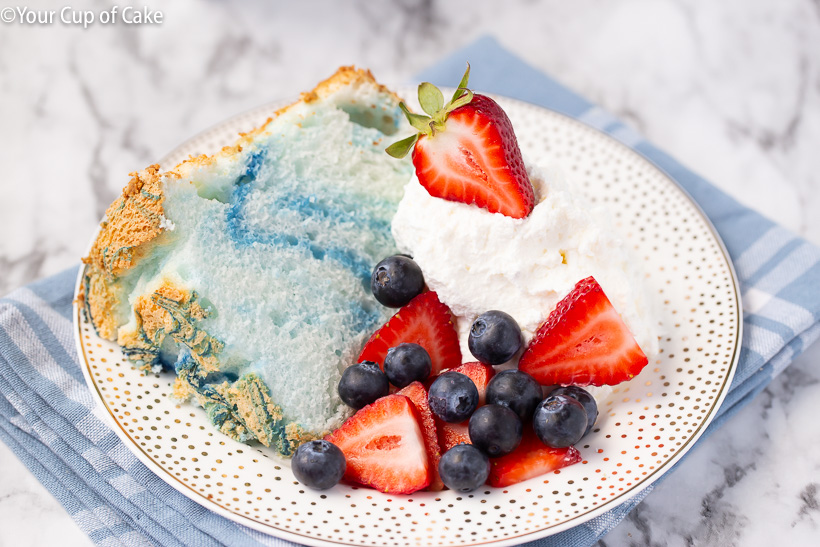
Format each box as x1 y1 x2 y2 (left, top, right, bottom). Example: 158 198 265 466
385 133 419 158
386 63 474 159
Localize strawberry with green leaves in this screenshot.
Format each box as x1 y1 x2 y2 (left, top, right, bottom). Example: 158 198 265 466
387 65 535 219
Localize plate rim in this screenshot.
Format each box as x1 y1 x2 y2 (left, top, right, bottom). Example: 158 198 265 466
73 91 743 547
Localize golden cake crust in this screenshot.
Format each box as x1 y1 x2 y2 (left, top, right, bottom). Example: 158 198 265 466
85 164 165 277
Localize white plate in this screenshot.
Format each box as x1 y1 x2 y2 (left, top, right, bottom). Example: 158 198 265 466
74 89 741 546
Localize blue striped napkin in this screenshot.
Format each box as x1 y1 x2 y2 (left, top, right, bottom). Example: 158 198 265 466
2 36 819 547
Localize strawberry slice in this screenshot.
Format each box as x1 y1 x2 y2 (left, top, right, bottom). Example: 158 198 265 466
398 381 444 491
359 291 461 375
413 94 534 219
518 276 648 386
386 65 534 219
325 394 430 494
488 429 581 488
436 362 495 452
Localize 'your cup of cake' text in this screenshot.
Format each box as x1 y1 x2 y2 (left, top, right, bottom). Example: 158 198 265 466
0 6 163 27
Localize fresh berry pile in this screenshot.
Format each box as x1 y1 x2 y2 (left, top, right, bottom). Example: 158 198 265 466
292 67 649 493
292 251 647 493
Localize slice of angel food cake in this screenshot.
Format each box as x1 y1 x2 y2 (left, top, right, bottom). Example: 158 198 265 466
80 67 413 455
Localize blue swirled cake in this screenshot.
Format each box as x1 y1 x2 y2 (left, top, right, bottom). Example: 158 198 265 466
81 68 412 454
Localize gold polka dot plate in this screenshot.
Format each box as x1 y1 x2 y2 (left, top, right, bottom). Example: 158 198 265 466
74 89 742 546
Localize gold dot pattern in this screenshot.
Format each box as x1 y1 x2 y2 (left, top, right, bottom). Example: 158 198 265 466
74 90 741 546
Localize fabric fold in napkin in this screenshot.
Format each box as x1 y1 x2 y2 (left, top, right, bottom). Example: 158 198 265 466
2 36 819 547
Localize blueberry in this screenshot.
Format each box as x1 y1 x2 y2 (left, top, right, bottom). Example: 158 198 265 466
370 255 425 308
338 361 389 410
532 394 588 448
468 404 523 458
292 440 346 490
468 311 523 365
428 371 479 423
384 343 432 388
551 386 598 435
485 369 543 422
438 444 490 492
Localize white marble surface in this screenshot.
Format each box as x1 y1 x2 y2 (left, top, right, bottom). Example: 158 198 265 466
1 0 819 545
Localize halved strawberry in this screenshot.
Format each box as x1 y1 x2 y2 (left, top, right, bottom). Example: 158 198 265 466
436 362 495 452
358 291 461 375
518 276 649 386
398 381 444 491
488 429 581 488
325 394 430 494
386 65 534 219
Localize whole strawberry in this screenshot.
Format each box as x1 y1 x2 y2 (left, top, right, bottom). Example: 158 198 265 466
387 64 535 219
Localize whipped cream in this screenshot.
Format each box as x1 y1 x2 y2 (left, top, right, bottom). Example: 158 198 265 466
391 161 660 364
